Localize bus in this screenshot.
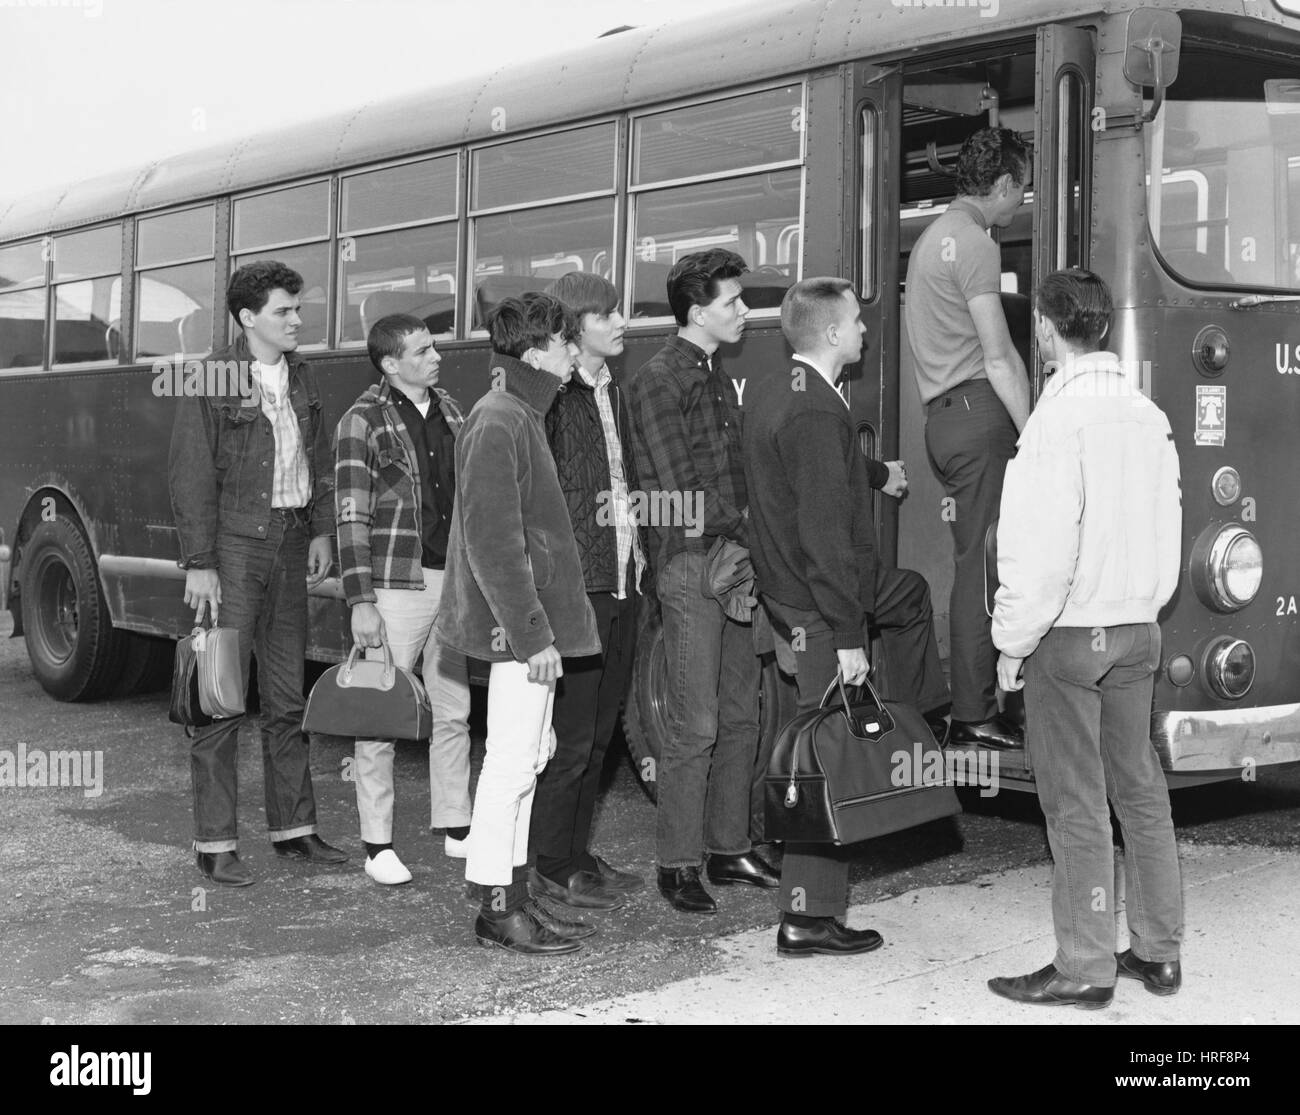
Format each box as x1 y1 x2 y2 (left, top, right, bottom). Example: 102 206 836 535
1 0 1298 794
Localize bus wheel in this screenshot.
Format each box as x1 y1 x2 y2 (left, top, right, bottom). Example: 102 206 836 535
623 593 794 806
19 515 124 701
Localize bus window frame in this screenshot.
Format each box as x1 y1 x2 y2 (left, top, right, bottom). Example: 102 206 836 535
465 116 622 340
229 176 336 351
133 202 218 362
623 78 808 330
50 220 124 371
337 152 463 348
0 236 51 374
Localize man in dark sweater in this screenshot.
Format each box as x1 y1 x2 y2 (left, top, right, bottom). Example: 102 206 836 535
744 276 949 956
527 272 646 911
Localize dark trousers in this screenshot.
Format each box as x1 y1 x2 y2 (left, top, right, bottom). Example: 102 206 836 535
530 589 636 881
924 379 1018 722
1025 624 1183 985
190 515 318 852
656 550 759 868
769 566 948 917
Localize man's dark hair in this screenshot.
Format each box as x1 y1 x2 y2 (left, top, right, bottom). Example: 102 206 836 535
1036 268 1113 346
487 292 575 359
780 276 856 353
367 313 428 377
955 127 1032 197
545 271 619 322
226 260 303 325
666 248 748 327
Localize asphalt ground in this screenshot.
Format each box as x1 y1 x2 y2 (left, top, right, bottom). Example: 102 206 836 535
2 609 1298 1025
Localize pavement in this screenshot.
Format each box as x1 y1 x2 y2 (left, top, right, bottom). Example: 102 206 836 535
471 843 1300 1025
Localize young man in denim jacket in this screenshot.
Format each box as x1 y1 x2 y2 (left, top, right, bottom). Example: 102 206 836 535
169 260 347 887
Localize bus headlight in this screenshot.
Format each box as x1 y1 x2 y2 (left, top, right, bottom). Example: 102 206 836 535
1203 637 1254 700
1190 523 1262 612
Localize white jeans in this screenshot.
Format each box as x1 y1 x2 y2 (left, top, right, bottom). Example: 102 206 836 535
354 568 472 844
464 659 556 886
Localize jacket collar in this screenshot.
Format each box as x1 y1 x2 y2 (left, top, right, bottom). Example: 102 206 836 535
364 379 466 436
1041 350 1129 400
217 331 308 377
489 352 565 415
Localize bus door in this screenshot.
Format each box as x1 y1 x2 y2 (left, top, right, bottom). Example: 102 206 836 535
1031 24 1096 386
849 63 903 564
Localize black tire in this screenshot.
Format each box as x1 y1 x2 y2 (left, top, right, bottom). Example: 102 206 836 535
108 631 153 697
623 592 794 804
19 514 125 701
110 632 175 697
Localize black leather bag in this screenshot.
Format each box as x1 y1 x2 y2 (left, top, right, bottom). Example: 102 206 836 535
169 628 212 733
765 672 961 845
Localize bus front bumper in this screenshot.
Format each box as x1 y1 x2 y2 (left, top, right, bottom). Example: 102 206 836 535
1152 704 1300 773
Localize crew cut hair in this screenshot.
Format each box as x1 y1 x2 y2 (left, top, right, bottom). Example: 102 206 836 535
226 260 303 325
1036 268 1113 346
545 271 619 320
780 276 856 353
487 292 575 359
366 313 428 377
666 248 748 327
955 127 1032 197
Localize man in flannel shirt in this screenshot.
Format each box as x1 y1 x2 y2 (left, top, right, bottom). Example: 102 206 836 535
625 248 780 914
333 314 473 886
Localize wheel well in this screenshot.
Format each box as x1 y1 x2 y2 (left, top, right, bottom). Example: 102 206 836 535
10 489 96 637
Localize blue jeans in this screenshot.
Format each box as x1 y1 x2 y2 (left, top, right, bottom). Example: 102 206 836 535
190 515 319 852
655 550 759 868
1025 623 1184 985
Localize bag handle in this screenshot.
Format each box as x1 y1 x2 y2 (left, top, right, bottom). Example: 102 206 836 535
818 668 892 740
339 640 396 690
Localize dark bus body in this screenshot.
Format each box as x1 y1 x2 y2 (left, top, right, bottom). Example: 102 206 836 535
2 0 1298 792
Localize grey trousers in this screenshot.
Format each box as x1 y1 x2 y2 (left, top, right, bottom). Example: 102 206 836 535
1025 623 1184 986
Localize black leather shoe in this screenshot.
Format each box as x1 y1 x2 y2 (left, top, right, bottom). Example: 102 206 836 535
272 834 349 864
948 714 1024 750
522 899 597 940
1116 949 1181 996
657 866 717 914
474 907 582 955
196 851 255 887
592 854 645 893
777 916 883 957
706 850 780 889
529 867 625 910
988 962 1113 1009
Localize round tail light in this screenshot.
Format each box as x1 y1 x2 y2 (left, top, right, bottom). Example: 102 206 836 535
1190 523 1262 612
1203 637 1254 699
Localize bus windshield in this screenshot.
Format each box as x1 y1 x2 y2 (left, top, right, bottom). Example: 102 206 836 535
1146 47 1300 292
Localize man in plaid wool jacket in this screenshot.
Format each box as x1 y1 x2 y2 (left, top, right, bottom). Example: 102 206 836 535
333 313 473 886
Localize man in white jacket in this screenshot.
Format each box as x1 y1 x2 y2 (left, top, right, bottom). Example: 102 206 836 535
988 269 1183 1010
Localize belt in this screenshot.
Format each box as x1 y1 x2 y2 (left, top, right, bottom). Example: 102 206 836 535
925 379 995 415
272 506 309 525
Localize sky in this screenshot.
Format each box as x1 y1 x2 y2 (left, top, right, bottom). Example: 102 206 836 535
0 0 752 203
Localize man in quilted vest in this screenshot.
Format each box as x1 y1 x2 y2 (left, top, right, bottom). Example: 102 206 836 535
334 314 473 886
525 272 647 913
